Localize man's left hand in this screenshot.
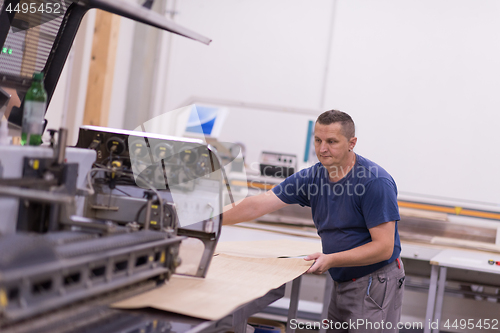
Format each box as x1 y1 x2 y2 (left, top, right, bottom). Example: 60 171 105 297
304 252 331 275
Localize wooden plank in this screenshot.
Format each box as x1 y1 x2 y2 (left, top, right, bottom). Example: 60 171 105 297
21 23 41 76
215 238 321 258
83 10 120 126
235 221 320 239
431 236 500 253
113 254 312 320
399 207 448 221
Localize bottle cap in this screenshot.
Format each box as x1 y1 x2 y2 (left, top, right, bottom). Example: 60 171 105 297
32 72 44 81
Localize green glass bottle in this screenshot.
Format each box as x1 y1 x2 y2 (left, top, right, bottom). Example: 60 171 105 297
21 72 47 146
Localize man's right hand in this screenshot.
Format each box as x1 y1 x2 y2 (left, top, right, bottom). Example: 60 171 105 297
305 252 332 275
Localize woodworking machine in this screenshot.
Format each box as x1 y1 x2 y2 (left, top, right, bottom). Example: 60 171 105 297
0 0 225 332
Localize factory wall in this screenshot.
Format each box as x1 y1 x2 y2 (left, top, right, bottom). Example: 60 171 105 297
157 0 332 170
45 10 96 146
155 0 500 206
53 0 500 207
323 0 500 207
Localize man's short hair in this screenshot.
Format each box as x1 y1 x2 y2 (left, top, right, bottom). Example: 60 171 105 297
316 110 355 139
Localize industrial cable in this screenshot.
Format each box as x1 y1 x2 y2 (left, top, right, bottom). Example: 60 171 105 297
134 202 148 224
113 169 165 231
114 187 132 197
85 166 165 231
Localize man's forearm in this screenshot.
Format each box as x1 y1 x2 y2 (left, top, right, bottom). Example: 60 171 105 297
222 190 288 225
305 240 394 275
306 222 396 274
326 240 394 268
222 196 258 225
325 221 396 268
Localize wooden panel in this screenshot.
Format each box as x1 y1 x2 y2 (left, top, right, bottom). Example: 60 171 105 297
21 24 41 76
83 10 120 126
113 253 312 320
215 238 321 258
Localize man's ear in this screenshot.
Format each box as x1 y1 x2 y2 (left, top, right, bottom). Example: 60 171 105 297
349 137 357 150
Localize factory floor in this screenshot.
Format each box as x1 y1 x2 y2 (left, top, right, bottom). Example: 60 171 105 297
244 323 433 333
294 329 432 333
293 329 438 333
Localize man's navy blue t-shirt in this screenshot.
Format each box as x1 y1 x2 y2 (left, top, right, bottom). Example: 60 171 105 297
272 154 401 282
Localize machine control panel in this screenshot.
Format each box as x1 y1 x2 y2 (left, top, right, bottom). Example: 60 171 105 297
259 151 297 178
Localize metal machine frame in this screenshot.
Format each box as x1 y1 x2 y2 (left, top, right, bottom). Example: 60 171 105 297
0 0 211 127
75 125 224 278
0 0 225 331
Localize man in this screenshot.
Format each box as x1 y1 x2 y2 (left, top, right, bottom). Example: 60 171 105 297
223 110 404 332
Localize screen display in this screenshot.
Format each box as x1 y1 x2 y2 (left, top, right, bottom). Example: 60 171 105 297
185 105 227 138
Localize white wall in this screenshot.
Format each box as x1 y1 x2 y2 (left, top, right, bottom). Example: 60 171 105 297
217 106 315 171
43 10 96 146
155 0 500 206
324 0 500 205
108 16 135 130
55 0 500 206
163 0 334 111
50 8 134 146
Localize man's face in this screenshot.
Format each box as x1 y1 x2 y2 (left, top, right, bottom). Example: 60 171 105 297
314 122 356 168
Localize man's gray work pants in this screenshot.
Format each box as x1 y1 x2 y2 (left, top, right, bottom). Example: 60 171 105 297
326 258 405 333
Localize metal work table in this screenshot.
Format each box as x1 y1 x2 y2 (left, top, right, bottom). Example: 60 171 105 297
222 223 500 333
423 248 500 333
104 226 309 333
220 225 447 333
218 225 318 333
119 284 287 333
1 275 288 333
